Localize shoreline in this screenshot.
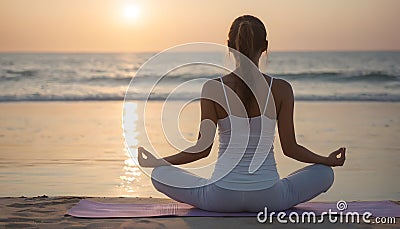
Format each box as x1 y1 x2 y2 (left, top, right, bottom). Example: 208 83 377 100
2 195 400 202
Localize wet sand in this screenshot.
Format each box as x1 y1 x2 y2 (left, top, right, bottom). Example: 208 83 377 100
0 101 398 200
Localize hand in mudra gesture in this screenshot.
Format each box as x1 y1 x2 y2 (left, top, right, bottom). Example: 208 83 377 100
137 146 164 168
326 147 346 167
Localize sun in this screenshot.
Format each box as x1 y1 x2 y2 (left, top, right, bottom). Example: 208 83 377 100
123 4 140 20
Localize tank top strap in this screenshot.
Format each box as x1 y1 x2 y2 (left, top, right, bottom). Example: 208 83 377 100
220 77 232 115
263 77 274 115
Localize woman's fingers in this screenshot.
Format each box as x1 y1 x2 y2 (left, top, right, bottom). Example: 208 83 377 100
328 147 346 167
336 147 346 166
138 146 150 157
138 146 158 167
340 147 346 165
335 148 344 157
137 146 148 166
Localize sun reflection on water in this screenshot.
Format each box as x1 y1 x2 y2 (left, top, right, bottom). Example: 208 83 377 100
120 102 142 195
120 156 142 193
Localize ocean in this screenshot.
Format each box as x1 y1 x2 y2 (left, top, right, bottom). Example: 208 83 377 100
0 51 399 200
1 51 399 102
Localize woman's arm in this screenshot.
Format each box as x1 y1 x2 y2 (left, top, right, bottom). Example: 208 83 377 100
138 80 218 167
277 79 346 167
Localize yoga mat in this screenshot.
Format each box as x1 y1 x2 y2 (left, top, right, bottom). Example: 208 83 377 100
67 199 400 218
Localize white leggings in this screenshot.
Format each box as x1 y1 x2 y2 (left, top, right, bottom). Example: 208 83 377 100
151 164 334 212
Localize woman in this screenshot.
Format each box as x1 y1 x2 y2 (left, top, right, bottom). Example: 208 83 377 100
138 15 346 212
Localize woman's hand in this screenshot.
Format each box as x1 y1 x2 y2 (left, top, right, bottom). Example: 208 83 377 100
137 146 166 168
325 147 346 167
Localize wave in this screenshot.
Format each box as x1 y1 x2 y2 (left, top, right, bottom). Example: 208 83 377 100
77 73 220 85
1 69 398 85
1 93 399 102
277 71 399 82
83 71 399 85
295 94 400 102
1 52 398 103
5 69 38 77
79 75 133 84
0 94 125 102
1 69 39 81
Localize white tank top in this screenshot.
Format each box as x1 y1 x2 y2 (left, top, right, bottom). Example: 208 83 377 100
210 77 280 191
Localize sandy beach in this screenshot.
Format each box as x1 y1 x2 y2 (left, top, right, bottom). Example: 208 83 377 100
0 196 398 228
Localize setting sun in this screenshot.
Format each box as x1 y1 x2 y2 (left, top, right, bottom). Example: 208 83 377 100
123 4 140 20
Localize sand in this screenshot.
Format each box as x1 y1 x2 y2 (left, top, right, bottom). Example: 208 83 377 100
1 196 398 228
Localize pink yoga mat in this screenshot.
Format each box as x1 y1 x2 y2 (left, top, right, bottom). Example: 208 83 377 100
67 199 400 218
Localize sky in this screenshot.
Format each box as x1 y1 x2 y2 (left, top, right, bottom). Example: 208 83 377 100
0 0 399 52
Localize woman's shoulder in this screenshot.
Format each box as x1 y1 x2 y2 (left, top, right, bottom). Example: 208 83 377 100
202 74 230 89
263 74 292 92
203 77 222 87
201 77 223 95
262 74 294 103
